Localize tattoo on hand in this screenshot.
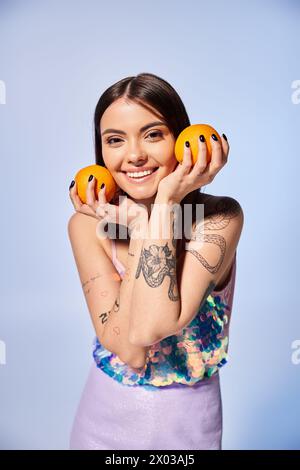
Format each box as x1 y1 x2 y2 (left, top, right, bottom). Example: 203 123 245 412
135 242 179 302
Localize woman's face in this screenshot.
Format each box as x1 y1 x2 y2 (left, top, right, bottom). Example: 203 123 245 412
99 97 177 203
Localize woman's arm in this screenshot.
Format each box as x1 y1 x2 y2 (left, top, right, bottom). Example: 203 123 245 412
68 212 150 369
129 198 181 346
129 196 244 347
101 228 151 368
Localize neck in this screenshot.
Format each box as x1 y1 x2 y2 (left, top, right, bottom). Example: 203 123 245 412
131 195 157 218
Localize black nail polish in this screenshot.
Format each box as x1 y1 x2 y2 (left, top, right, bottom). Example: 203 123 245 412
212 134 218 141
185 141 190 147
88 174 94 182
101 183 105 189
69 180 75 190
222 133 228 141
199 135 205 142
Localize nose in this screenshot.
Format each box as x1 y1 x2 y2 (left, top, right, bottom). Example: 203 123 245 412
127 142 148 166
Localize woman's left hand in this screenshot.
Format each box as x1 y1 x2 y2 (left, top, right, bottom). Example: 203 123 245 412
156 134 229 204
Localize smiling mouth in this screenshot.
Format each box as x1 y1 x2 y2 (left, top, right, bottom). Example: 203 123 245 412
122 167 159 183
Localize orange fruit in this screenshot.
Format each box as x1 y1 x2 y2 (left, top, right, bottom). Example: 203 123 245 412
174 124 221 165
74 164 117 204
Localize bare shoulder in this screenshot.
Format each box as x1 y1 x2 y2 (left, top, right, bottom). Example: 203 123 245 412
67 212 100 245
68 211 98 230
193 192 244 227
67 212 115 262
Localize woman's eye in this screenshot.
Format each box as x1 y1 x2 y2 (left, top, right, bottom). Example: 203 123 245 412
147 131 163 139
107 137 121 144
106 131 163 145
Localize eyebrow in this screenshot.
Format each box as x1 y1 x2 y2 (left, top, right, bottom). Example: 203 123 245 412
101 120 167 137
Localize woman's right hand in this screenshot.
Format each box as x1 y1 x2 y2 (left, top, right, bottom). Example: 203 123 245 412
69 176 148 230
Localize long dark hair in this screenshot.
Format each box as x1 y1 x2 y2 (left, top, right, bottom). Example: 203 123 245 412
93 72 201 256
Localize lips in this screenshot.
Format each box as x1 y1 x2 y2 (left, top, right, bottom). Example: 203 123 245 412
122 167 158 173
123 167 159 184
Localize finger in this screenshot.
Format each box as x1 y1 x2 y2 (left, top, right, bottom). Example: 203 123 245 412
97 183 107 205
221 133 229 162
192 135 208 176
86 174 97 207
181 141 193 174
69 180 84 211
95 183 109 219
209 133 223 172
96 206 107 218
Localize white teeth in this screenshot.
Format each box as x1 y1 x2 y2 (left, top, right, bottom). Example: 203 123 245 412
127 169 155 178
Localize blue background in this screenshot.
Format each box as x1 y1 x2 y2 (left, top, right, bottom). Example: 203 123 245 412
0 0 299 449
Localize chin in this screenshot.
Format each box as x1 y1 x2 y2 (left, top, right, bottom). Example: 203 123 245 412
127 190 157 201
120 185 158 200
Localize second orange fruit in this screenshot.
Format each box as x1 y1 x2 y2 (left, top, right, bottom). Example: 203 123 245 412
174 124 221 166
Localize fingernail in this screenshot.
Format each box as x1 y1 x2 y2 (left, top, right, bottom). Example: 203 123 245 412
69 180 75 190
211 134 218 141
185 141 190 147
222 133 228 141
88 174 94 182
199 135 205 142
101 183 105 189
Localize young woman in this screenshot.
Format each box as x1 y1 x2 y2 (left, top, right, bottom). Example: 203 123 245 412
68 72 244 450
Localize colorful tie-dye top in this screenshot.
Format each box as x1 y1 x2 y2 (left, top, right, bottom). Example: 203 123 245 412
93 239 237 389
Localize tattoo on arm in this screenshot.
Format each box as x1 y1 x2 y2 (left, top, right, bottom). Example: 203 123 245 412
99 293 120 327
171 212 177 250
112 293 120 312
82 272 103 295
187 197 241 274
135 242 179 302
99 312 109 324
187 235 226 274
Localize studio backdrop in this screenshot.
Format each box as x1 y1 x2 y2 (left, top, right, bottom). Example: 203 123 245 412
0 0 299 450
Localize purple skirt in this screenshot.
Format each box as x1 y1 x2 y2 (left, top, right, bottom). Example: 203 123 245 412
69 362 223 450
